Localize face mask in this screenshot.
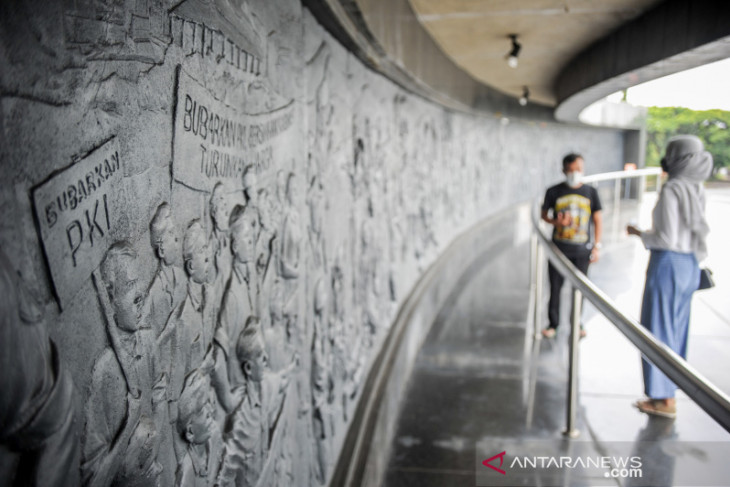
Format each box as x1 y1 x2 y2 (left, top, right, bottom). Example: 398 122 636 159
566 171 583 188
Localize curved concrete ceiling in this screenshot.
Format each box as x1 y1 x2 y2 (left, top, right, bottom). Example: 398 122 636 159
306 0 730 121
408 0 662 106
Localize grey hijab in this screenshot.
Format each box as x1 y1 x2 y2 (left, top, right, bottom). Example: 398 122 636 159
661 135 712 260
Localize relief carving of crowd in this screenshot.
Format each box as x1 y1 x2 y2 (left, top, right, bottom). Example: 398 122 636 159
84 167 371 486
1 164 374 487
0 21 457 483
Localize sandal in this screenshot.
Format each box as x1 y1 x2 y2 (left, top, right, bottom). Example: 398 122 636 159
633 399 676 419
541 327 556 338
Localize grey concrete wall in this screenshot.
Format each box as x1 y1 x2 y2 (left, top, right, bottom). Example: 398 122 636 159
303 0 549 116
0 1 624 486
332 203 534 487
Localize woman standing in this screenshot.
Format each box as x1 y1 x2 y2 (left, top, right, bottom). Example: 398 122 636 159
627 135 712 419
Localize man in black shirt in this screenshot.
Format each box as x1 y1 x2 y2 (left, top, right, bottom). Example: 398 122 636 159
541 153 603 338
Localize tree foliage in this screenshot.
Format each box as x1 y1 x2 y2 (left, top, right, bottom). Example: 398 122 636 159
646 106 730 171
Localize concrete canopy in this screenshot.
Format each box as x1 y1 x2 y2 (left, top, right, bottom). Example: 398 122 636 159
409 0 662 106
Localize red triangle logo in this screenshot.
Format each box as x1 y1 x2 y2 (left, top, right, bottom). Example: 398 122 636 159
482 451 506 475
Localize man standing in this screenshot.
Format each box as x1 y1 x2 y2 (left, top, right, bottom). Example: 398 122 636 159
541 153 603 338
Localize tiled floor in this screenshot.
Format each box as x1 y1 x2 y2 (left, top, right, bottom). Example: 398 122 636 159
384 187 730 487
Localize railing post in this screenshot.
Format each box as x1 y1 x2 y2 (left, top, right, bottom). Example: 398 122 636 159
529 232 536 327
638 172 646 204
612 178 622 237
563 286 581 438
533 235 544 338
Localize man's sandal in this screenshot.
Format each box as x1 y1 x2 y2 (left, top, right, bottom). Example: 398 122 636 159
633 399 676 419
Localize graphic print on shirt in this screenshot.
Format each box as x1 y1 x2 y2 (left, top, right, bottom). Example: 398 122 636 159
554 194 592 244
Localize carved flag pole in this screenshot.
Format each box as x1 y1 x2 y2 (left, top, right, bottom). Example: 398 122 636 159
91 269 139 398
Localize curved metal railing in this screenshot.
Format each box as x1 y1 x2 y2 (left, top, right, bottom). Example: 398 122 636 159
531 167 730 434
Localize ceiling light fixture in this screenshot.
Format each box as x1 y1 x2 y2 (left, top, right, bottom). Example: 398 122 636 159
507 34 521 68
518 86 530 106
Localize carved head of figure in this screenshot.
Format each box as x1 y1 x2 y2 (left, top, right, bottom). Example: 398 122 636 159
183 220 212 285
229 204 257 264
236 317 268 383
210 182 231 233
149 202 181 267
177 370 215 445
100 242 144 333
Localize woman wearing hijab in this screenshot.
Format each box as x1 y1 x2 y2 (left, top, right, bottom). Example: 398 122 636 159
627 135 713 419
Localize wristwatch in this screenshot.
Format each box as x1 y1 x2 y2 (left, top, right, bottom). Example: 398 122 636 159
593 242 603 250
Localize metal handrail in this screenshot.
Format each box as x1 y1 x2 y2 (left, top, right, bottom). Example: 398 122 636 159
581 166 662 183
532 170 730 434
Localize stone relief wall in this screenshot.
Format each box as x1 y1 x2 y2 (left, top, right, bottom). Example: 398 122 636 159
0 1 623 485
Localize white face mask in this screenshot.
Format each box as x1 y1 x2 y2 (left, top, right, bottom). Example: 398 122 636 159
566 171 583 188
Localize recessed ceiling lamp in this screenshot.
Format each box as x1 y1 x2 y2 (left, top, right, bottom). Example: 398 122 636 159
506 34 521 68
518 86 530 106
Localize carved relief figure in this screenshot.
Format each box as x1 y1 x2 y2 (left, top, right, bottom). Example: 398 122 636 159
311 277 333 484
175 370 222 487
307 175 327 270
84 242 167 487
344 321 367 408
279 172 302 280
242 168 275 309
218 204 257 388
332 254 365 423
177 220 215 374
164 219 216 466
147 203 187 390
278 172 303 343
242 168 260 235
264 277 290 370
0 249 80 487
255 187 277 303
209 182 233 292
311 44 333 164
358 210 379 340
212 318 296 487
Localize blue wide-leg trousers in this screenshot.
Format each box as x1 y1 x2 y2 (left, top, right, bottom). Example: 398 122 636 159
640 250 699 399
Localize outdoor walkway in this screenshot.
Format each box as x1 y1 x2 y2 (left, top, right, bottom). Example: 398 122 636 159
384 186 730 487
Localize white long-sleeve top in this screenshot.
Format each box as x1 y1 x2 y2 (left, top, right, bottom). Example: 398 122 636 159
640 182 707 261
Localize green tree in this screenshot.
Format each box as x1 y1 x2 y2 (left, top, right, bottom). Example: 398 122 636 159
646 107 730 173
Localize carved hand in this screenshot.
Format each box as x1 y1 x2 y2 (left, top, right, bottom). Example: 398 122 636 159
127 392 144 426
